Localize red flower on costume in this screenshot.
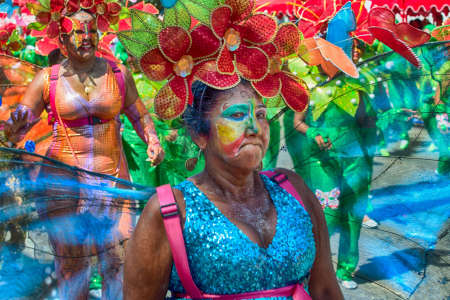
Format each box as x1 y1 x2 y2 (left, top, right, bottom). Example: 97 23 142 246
0 23 23 54
368 7 430 68
139 25 229 119
294 0 341 38
350 0 374 44
251 23 309 112
34 0 79 38
80 0 122 32
210 0 278 81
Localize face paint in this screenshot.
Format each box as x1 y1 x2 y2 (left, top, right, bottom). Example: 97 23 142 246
215 99 265 157
69 18 98 49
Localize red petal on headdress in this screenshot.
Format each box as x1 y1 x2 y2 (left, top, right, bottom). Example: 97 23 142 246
80 0 94 9
66 0 81 14
274 23 300 57
36 12 51 25
217 46 235 74
60 16 73 34
226 0 254 23
259 43 277 57
395 23 430 47
107 2 122 16
241 13 277 44
130 1 159 14
140 49 173 81
235 46 268 81
368 27 422 68
158 26 191 63
154 76 188 120
107 14 119 26
194 60 240 90
118 18 131 31
211 6 232 38
97 14 110 32
279 72 308 112
251 74 281 98
47 21 60 39
189 25 220 59
50 0 64 12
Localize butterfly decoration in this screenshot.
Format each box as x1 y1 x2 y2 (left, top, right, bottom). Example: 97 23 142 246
315 188 341 209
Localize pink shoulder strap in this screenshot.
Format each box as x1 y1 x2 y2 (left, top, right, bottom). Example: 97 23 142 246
261 170 305 208
156 185 204 299
48 64 60 125
106 60 125 110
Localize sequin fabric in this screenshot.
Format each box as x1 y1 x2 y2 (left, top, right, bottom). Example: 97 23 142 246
168 174 316 299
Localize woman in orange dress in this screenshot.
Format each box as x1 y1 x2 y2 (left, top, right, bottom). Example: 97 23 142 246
4 9 164 300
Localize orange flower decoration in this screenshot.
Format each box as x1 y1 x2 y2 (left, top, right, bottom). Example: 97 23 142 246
139 25 239 119
80 0 122 32
252 23 309 112
211 0 278 81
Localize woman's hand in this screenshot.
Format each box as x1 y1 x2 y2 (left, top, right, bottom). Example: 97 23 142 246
146 134 165 166
3 110 39 144
306 127 332 150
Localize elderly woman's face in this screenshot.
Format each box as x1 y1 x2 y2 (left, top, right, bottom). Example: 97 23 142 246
63 11 98 60
207 83 270 169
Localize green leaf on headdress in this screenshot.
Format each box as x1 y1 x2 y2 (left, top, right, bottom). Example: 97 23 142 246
130 9 163 34
38 0 50 10
119 7 130 20
27 22 47 31
163 2 191 30
181 0 214 25
264 95 285 109
117 30 158 59
26 3 46 15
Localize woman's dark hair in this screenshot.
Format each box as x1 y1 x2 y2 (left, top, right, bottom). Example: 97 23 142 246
182 81 223 137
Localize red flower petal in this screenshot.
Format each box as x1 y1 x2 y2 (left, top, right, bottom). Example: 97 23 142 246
241 13 277 44
80 0 94 9
50 0 64 12
154 76 188 120
251 74 281 98
194 60 240 90
158 26 191 63
217 46 235 75
259 43 277 57
97 14 110 32
139 49 173 81
60 17 73 34
211 6 232 39
274 23 300 57
189 25 220 59
36 12 51 25
47 21 60 39
226 0 254 23
107 15 119 26
66 0 81 14
107 2 122 16
235 46 268 81
279 72 309 112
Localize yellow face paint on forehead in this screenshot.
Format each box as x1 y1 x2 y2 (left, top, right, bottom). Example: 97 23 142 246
70 18 98 48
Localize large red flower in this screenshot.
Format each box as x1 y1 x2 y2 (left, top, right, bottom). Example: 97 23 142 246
139 25 230 119
81 0 122 32
251 23 309 112
295 0 342 38
34 0 79 38
210 0 278 81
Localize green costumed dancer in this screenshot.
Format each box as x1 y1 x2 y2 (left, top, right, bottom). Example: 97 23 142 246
262 107 281 169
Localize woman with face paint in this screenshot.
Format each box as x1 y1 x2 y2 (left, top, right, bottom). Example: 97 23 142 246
3 8 164 300
124 81 343 299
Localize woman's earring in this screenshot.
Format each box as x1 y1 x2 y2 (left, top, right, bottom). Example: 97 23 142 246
185 149 202 171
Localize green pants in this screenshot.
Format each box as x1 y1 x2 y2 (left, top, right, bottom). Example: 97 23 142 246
285 121 370 280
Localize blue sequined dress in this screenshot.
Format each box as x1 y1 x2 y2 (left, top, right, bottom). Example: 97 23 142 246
168 174 316 299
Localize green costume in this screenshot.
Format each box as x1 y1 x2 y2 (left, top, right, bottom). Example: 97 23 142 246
262 107 281 169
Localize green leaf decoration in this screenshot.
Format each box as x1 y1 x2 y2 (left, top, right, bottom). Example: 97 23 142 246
181 0 213 25
264 95 285 109
27 22 47 31
38 0 50 10
119 7 130 19
130 9 163 34
311 86 334 120
333 89 360 117
26 3 46 15
117 30 158 59
163 2 191 30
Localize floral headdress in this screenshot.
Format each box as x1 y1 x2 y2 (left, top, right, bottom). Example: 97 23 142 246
27 0 122 39
118 0 309 120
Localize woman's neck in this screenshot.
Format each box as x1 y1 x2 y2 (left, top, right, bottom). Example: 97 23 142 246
67 55 97 73
201 157 261 202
